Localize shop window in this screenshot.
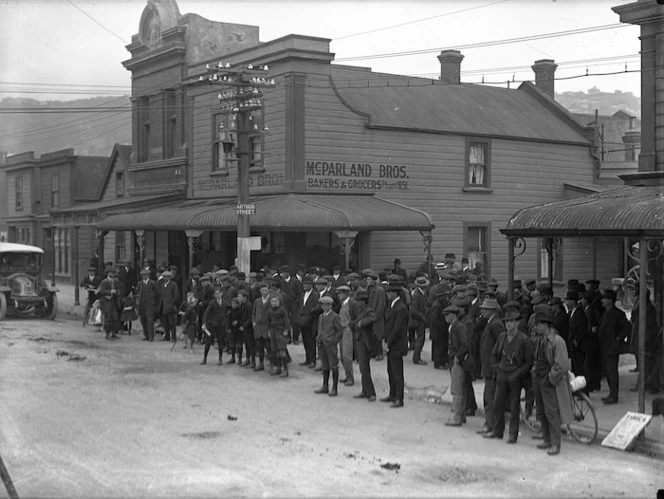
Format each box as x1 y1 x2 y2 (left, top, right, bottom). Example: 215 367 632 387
51 175 60 209
115 231 126 262
54 227 70 275
465 140 490 189
539 238 563 281
464 223 490 278
116 172 125 197
15 175 23 210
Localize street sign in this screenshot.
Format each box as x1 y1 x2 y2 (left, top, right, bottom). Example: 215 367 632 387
601 412 652 451
236 203 255 215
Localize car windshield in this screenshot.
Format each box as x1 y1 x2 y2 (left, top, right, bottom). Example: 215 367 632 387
0 252 41 272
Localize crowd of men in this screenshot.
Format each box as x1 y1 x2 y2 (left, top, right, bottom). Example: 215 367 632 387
81 253 661 456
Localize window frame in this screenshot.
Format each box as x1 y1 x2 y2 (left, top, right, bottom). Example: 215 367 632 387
116 171 125 197
464 138 491 191
463 222 491 278
538 237 563 282
51 174 60 209
14 174 23 211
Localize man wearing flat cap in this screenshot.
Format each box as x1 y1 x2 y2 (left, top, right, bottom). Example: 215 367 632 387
598 289 631 404
381 282 409 408
484 307 533 443
531 307 573 456
315 295 344 396
136 267 159 341
336 285 356 386
443 304 469 426
476 297 505 435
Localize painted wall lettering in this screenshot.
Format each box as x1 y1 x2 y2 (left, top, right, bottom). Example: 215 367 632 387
305 160 409 191
197 173 285 191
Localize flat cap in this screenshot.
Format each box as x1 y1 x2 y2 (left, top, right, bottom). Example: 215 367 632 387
319 296 334 304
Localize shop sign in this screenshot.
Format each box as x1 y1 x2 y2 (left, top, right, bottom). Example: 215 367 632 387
305 161 410 191
236 203 256 215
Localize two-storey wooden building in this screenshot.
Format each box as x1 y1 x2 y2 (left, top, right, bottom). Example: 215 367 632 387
95 0 621 287
1 148 107 279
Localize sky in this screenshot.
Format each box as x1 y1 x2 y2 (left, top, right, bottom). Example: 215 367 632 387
0 0 643 102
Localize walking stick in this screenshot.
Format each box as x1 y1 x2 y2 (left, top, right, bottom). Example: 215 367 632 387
170 327 186 352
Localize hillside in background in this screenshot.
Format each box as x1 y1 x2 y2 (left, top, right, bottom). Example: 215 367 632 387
555 87 641 119
0 96 131 159
0 87 641 161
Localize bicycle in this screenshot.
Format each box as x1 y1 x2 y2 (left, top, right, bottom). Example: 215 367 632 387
520 374 599 445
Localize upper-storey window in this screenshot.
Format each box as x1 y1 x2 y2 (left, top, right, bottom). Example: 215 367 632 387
465 140 490 188
51 174 60 209
15 174 23 210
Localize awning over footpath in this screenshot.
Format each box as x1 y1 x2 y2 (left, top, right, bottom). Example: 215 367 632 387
95 193 435 232
501 185 664 238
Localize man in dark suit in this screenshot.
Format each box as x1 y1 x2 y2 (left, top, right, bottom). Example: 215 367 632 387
202 287 228 365
565 291 587 379
476 297 505 435
278 265 302 343
117 260 137 297
598 289 632 404
158 270 180 342
297 275 319 368
136 268 159 341
410 276 429 366
444 304 469 426
380 282 409 408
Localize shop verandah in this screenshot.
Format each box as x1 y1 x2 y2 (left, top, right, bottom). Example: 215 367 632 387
501 183 664 421
94 192 435 277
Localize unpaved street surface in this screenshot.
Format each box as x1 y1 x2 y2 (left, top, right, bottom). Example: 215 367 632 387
1 315 662 498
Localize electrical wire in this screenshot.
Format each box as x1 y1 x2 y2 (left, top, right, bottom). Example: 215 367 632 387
335 23 631 62
65 0 128 45
333 0 510 41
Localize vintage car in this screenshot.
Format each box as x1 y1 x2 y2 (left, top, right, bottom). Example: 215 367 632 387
0 242 59 321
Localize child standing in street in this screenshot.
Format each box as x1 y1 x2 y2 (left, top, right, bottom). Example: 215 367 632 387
267 295 291 377
182 293 198 354
227 296 244 365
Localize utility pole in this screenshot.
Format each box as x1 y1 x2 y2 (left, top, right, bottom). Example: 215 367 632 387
202 63 274 274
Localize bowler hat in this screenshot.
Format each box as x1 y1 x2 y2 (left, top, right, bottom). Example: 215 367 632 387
586 279 600 286
355 290 369 301
443 304 462 315
565 291 579 301
445 253 456 259
319 296 334 304
602 289 617 302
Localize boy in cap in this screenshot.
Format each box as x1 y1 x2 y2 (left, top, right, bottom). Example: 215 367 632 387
314 296 344 396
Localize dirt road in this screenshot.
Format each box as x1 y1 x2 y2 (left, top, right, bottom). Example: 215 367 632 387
0 315 661 498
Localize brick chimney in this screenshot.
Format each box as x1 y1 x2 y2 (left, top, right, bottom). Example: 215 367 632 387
438 50 464 84
531 59 557 99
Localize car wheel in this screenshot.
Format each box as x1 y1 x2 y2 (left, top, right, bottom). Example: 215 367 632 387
44 294 58 321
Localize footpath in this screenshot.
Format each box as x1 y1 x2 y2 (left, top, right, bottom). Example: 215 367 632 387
55 282 664 458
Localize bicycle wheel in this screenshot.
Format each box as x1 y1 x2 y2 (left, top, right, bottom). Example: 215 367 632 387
520 394 541 433
565 392 598 444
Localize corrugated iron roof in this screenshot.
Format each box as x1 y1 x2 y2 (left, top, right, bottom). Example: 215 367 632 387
96 193 434 232
333 74 588 144
501 185 664 237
